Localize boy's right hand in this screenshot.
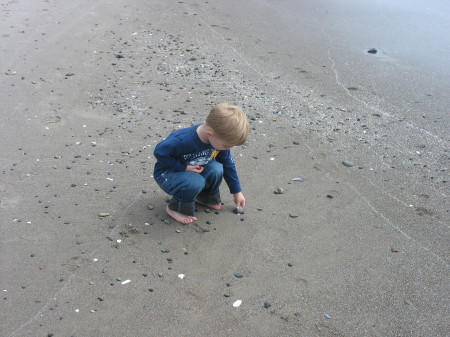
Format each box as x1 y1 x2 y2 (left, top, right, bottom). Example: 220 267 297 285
186 165 204 173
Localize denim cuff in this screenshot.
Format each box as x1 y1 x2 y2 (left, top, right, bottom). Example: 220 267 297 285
196 192 221 206
168 198 196 217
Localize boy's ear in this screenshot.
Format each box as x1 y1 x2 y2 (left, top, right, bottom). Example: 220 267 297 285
205 129 214 137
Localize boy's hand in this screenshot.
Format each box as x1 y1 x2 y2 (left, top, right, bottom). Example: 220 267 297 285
186 165 204 173
233 192 246 209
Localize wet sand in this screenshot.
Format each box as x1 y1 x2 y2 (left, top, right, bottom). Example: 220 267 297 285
1 0 448 336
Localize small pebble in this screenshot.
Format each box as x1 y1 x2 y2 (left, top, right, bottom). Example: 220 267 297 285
294 312 301 317
324 314 332 319
263 301 272 309
233 207 245 214
342 160 354 167
288 262 294 267
289 213 299 218
234 272 244 278
327 194 335 199
233 300 242 307
274 187 284 194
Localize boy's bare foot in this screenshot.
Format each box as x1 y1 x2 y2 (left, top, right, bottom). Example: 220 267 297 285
166 206 197 224
196 200 222 210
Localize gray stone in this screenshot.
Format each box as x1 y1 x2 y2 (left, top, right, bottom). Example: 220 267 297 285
342 160 354 167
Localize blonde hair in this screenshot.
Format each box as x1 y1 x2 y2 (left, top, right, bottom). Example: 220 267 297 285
206 103 249 146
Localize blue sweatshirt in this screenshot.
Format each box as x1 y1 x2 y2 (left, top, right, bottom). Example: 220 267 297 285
153 124 242 194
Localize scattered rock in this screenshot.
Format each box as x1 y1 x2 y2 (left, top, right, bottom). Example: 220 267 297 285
289 213 299 218
233 207 245 214
367 48 377 54
263 301 272 309
234 272 244 278
233 300 242 307
274 187 284 194
342 160 354 167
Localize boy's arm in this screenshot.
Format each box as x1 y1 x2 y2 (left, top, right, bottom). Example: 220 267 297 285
217 150 242 194
154 137 187 172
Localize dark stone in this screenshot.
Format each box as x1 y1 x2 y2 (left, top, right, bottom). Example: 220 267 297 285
264 301 272 309
233 208 245 214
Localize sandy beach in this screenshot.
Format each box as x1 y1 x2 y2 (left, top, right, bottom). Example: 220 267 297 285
1 0 448 336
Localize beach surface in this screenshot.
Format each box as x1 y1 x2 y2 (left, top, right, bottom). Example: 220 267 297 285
1 0 448 336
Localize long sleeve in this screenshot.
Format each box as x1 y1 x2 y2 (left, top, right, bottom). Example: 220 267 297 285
217 150 242 194
153 136 187 172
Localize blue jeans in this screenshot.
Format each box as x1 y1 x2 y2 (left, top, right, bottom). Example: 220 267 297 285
154 160 223 216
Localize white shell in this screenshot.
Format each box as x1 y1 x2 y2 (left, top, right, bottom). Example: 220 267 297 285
121 280 131 285
178 274 185 279
233 300 242 307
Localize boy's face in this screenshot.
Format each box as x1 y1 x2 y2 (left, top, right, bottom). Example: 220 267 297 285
208 133 234 151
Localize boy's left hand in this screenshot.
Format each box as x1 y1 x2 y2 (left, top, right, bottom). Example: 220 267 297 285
233 192 245 209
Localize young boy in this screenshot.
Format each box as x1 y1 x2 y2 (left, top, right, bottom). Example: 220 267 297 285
153 103 249 224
